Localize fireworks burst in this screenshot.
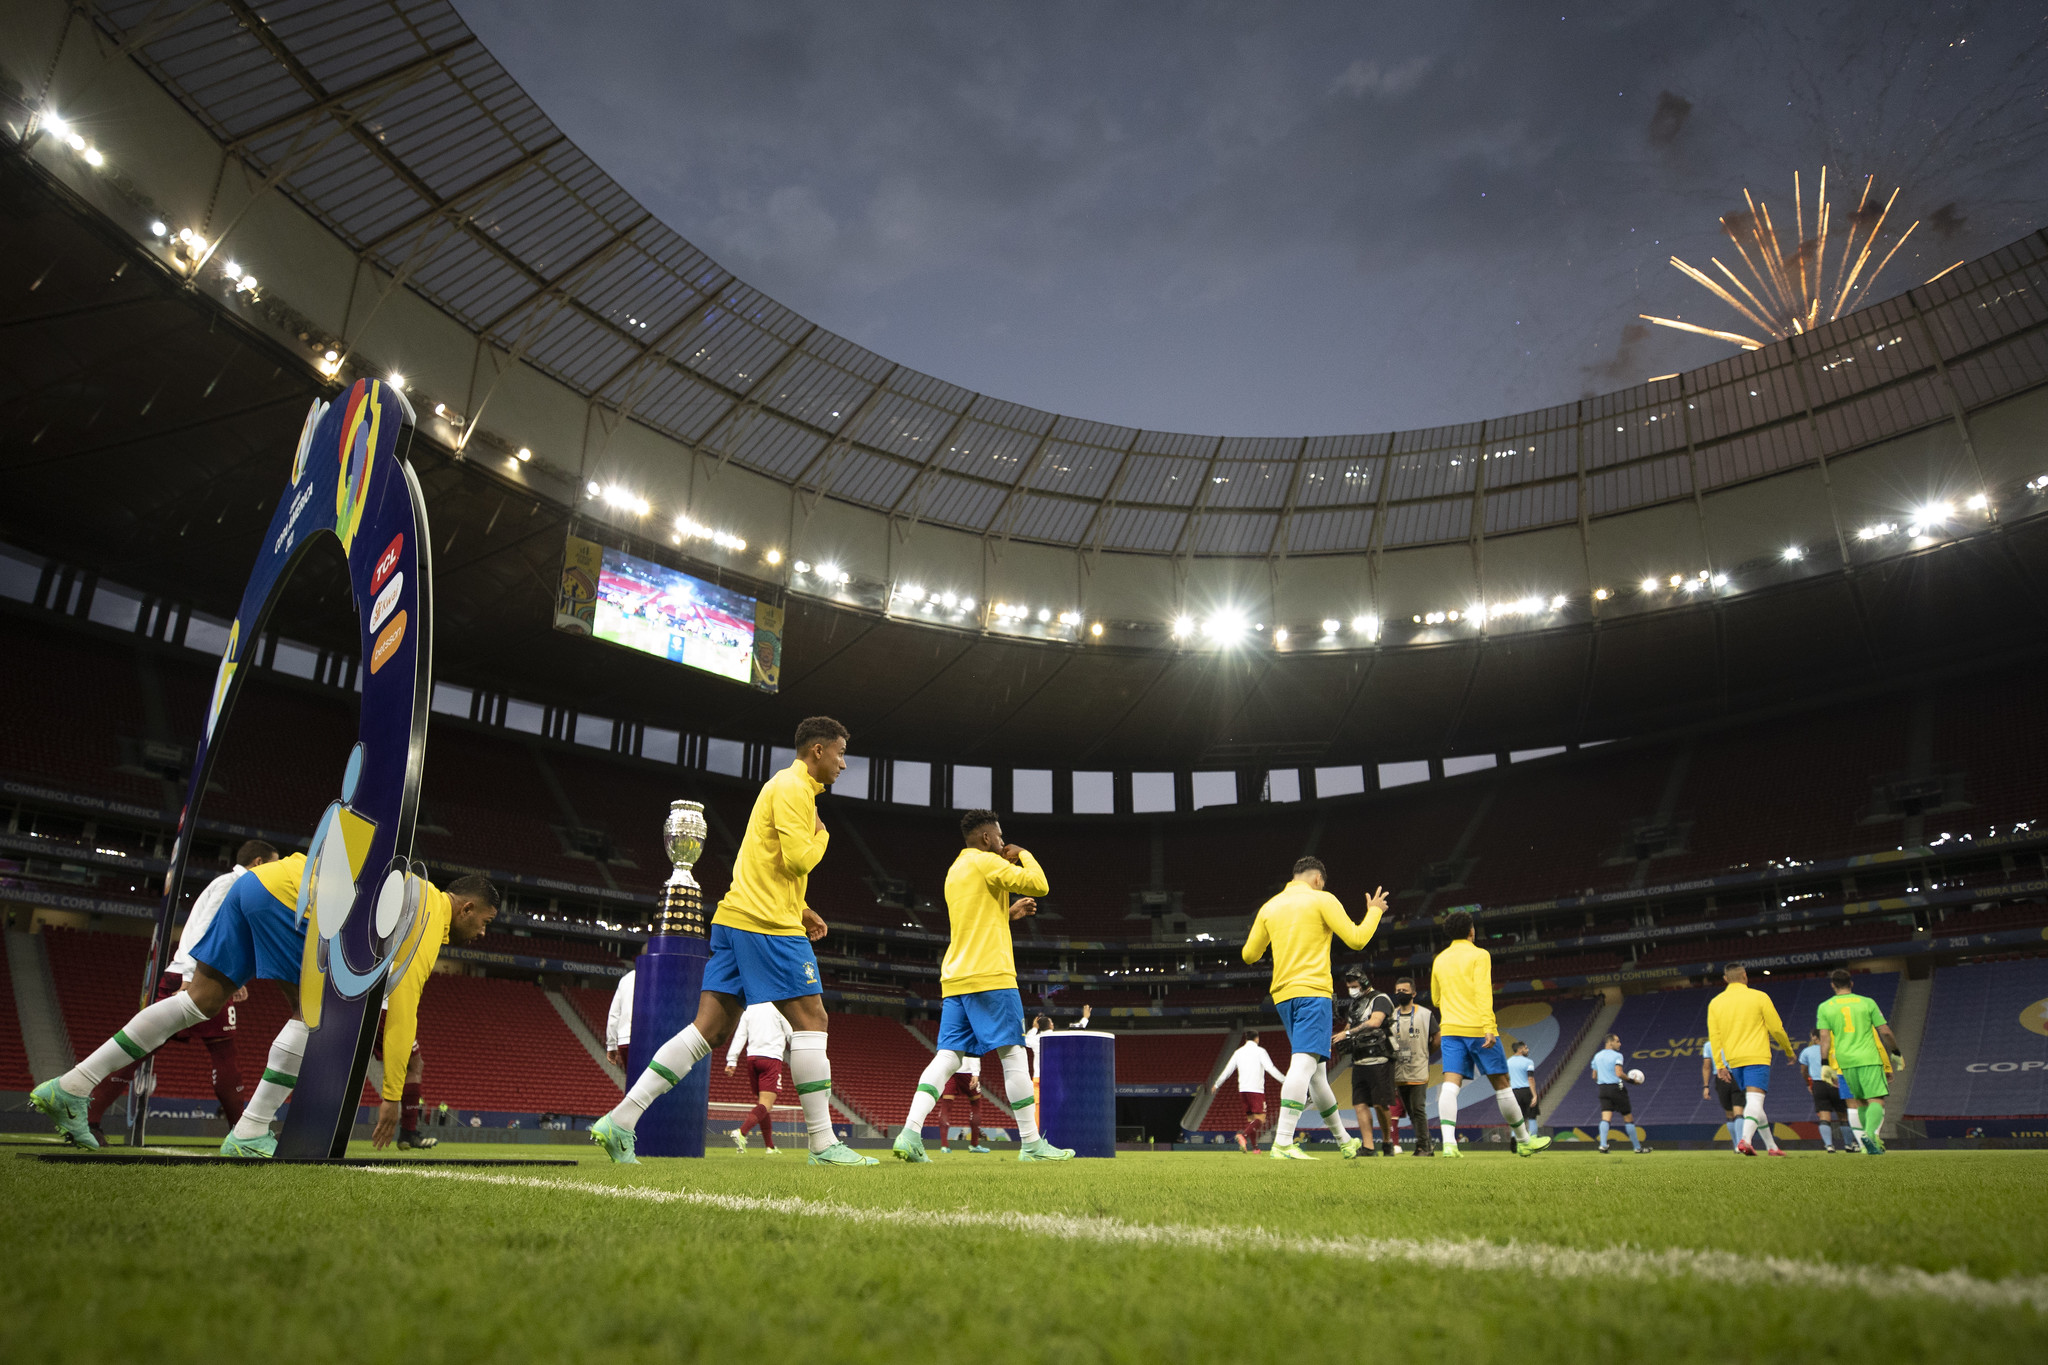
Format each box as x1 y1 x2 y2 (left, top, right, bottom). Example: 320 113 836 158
1641 170 1955 351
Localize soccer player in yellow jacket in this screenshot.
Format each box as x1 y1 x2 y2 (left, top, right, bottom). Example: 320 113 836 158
1240 857 1387 1160
1706 961 1798 1156
892 810 1075 1163
33 853 499 1156
592 716 877 1166
1430 910 1551 1157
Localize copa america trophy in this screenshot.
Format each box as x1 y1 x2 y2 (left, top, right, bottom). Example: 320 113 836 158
653 799 709 937
627 798 714 1156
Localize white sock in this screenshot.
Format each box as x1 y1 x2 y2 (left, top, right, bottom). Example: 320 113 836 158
1493 1086 1529 1140
612 1024 710 1132
1847 1111 1866 1151
231 1018 308 1139
61 991 209 1095
1309 1061 1351 1141
1741 1092 1766 1144
1439 1080 1461 1147
1761 1116 1781 1151
788 1030 837 1153
997 1045 1039 1143
904 1050 961 1132
1275 1052 1315 1145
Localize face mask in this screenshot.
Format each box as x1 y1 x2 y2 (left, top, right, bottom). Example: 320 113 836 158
1394 991 1414 1003
1347 985 1362 997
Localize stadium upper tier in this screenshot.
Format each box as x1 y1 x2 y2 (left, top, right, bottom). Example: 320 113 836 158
27 0 2048 583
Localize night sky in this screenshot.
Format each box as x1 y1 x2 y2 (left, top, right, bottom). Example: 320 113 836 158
459 1 2046 436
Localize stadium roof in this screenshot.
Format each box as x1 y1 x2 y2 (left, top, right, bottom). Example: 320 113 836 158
87 0 2048 561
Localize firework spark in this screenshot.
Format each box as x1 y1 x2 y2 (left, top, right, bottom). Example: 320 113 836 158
1641 169 1920 350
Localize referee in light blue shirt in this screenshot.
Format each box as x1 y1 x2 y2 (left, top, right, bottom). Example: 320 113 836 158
1590 1033 1649 1154
1505 1039 1539 1136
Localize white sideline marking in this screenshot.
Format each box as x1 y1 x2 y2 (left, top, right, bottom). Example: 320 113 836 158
358 1167 2048 1312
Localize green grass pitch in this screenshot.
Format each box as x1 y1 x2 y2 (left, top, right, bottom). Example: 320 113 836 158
3 1141 2043 1362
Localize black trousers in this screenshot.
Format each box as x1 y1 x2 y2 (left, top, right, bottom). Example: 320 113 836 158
1399 1084 1433 1151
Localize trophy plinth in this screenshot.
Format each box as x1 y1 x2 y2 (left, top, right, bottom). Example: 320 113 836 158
653 799 709 937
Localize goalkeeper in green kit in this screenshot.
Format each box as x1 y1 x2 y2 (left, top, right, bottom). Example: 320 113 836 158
1816 967 1903 1155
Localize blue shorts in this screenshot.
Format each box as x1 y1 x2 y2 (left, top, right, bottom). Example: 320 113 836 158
1441 1034 1509 1078
1729 1063 1772 1092
702 923 822 1005
1836 1073 1853 1100
1276 995 1334 1060
937 988 1025 1056
188 875 307 987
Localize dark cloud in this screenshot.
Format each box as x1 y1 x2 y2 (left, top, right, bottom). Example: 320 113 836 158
1647 91 1693 148
457 0 2048 435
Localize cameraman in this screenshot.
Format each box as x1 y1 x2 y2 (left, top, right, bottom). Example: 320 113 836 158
1334 966 1397 1155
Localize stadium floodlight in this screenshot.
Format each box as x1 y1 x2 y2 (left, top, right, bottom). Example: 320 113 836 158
819 562 840 581
1171 615 1194 639
1549 594 1567 610
1917 501 1955 524
149 220 165 236
960 597 974 610
1640 578 1659 593
585 481 600 496
900 584 924 602
1038 608 1051 622
83 146 104 167
40 113 69 142
1712 574 1728 587
225 261 242 278
1682 578 1701 592
1205 611 1248 643
515 446 530 461
792 560 810 574
602 485 647 515
1351 614 1373 635
1322 619 1340 634
1669 574 1684 588
1966 493 1989 510
1782 546 1804 561
1090 621 1103 636
66 132 85 151
386 372 406 392
1593 588 1610 601
939 591 957 608
766 549 783 565
1273 627 1290 644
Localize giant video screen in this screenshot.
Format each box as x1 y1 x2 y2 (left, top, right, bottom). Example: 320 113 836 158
554 535 781 691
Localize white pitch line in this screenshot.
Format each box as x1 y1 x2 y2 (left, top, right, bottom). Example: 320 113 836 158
357 1167 2048 1313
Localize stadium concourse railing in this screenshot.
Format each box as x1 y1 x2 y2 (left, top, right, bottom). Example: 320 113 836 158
6 769 2044 1018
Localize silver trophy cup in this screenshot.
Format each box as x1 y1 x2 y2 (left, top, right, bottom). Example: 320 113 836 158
655 799 709 936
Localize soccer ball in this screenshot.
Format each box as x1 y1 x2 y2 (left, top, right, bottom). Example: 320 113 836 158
1626 1068 1645 1085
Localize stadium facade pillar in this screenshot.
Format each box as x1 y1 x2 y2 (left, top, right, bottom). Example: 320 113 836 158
627 935 710 1157
1039 1030 1116 1157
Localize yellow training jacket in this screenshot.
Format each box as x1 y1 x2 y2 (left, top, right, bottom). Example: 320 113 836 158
1429 939 1498 1038
714 761 830 936
1706 981 1795 1069
377 882 450 1101
941 847 1049 996
1241 882 1381 1004
251 855 449 1101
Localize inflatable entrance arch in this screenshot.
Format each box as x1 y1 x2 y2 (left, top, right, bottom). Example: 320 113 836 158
136 378 434 1158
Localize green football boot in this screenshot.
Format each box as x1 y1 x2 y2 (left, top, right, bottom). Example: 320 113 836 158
1338 1137 1364 1160
1515 1134 1553 1157
590 1114 638 1164
807 1141 879 1166
1439 1143 1464 1158
30 1079 99 1150
1862 1134 1886 1154
892 1129 931 1163
1268 1141 1317 1160
1018 1136 1075 1161
218 1132 277 1159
